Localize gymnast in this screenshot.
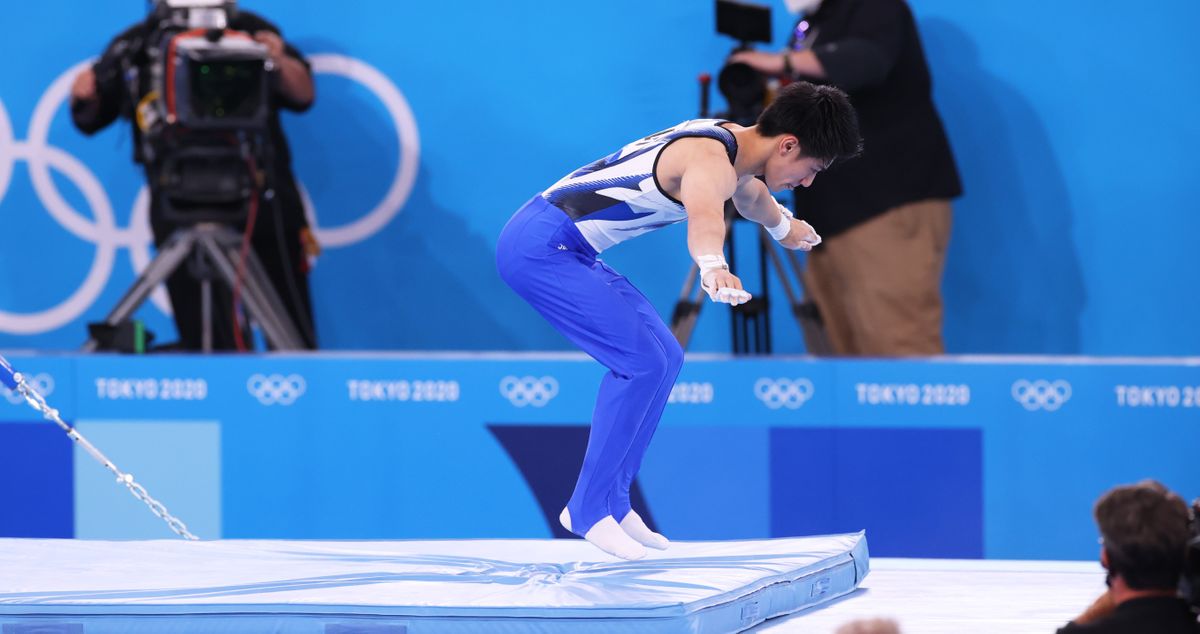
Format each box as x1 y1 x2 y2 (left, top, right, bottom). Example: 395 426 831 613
496 81 861 559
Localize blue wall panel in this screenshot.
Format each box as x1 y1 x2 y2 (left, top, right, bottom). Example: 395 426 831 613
770 427 983 558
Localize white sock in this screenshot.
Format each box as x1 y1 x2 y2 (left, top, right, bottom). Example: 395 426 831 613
619 510 670 550
560 508 646 561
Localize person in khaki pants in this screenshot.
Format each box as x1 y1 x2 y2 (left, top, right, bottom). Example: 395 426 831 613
804 199 952 355
732 0 961 356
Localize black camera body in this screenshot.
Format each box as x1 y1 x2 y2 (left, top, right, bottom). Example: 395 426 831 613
120 0 274 226
163 30 270 130
715 0 774 125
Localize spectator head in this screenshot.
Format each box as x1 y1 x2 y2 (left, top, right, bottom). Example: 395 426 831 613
1096 480 1191 591
835 617 902 634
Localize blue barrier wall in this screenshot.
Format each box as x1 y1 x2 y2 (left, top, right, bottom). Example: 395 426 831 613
1 1 1199 354
2 352 1197 560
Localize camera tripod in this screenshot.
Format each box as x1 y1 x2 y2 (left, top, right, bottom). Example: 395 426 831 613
669 200 833 355
83 222 307 352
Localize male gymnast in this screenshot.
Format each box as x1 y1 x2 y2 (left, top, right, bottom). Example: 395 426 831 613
497 81 862 559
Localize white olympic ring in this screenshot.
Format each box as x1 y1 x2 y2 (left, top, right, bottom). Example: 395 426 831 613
0 53 419 335
247 373 306 406
0 82 14 214
1012 379 1071 411
0 59 119 334
499 375 559 408
754 377 814 409
301 54 420 248
2 372 54 405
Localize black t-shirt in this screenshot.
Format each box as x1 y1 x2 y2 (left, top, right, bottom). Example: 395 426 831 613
1057 597 1200 634
790 0 962 237
71 10 311 230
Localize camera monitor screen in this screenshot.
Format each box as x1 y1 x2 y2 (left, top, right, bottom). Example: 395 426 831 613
716 0 773 45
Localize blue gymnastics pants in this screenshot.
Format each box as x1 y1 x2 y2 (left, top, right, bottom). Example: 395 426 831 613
496 195 684 535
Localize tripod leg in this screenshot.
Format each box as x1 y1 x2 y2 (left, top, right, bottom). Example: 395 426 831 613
82 231 198 352
200 278 213 353
669 265 705 348
671 203 739 350
783 248 835 354
762 232 835 356
234 242 308 350
200 235 285 349
197 232 306 350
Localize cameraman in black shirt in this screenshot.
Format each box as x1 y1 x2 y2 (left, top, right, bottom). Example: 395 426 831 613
731 0 960 357
71 1 319 350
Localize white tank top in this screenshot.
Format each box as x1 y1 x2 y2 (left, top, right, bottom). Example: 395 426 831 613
541 119 738 253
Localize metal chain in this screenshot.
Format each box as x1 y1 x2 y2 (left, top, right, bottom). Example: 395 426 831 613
1 357 198 540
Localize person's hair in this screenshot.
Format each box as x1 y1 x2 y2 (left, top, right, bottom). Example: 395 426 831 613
755 81 862 165
835 617 902 634
1096 480 1192 590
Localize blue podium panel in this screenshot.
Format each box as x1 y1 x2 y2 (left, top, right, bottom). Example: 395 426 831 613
0 352 1196 559
72 421 221 540
0 355 76 422
770 427 984 558
636 424 771 540
0 422 73 537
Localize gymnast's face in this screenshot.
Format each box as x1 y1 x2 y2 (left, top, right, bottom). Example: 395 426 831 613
763 137 826 192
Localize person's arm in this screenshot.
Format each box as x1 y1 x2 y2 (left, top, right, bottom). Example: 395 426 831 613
727 49 826 80
677 146 750 305
730 0 908 91
806 0 908 91
254 30 315 110
731 177 821 251
1053 590 1116 633
1072 590 1117 626
70 67 105 131
71 29 138 135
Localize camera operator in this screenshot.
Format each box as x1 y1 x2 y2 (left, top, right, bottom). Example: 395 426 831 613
729 0 960 357
70 1 319 350
1058 480 1199 633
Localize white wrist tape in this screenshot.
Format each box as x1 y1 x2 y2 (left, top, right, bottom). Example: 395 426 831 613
766 201 794 241
766 214 791 241
696 254 728 283
696 254 752 305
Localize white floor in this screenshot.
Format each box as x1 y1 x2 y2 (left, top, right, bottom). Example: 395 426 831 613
753 558 1106 634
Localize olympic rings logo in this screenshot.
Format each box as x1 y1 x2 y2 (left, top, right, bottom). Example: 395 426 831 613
754 377 814 409
0 54 419 335
1012 379 1071 411
247 373 306 406
499 375 559 408
2 372 53 405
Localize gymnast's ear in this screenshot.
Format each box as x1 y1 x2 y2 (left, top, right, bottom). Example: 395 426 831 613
778 135 800 157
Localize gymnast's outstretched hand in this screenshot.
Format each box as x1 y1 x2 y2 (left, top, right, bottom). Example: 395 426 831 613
778 218 822 251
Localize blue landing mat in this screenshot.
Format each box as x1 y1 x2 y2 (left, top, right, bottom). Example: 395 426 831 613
0 532 868 633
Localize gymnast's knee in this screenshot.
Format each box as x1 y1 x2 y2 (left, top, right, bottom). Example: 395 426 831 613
626 340 683 379
663 338 684 375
